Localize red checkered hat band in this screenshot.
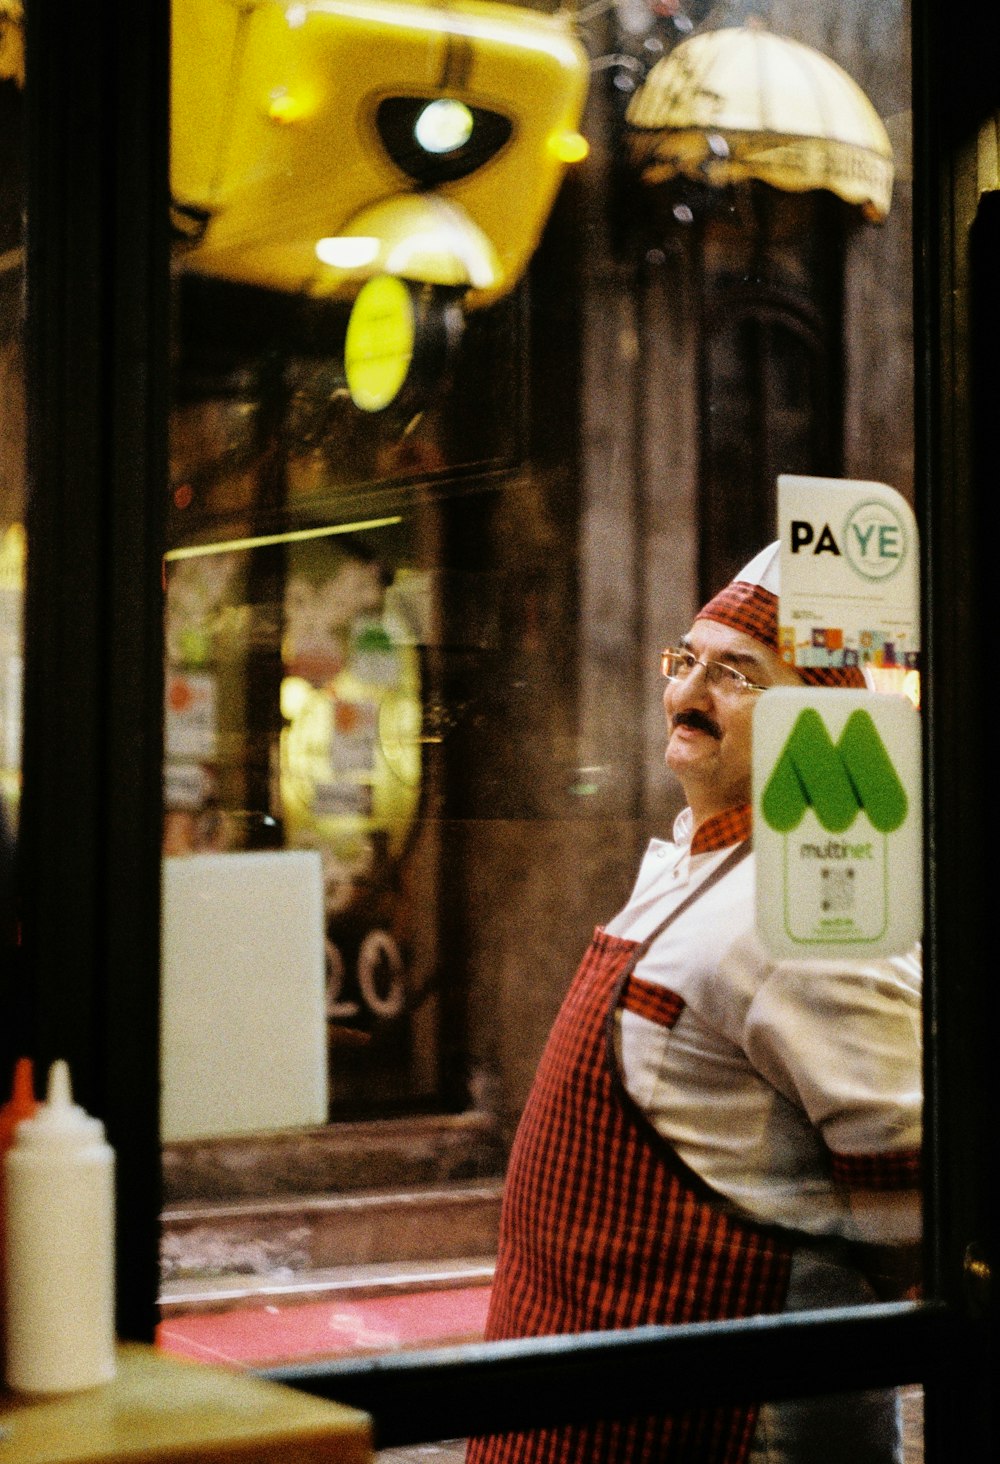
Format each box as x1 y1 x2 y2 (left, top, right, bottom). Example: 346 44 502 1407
800 663 867 688
697 580 867 688
697 581 778 649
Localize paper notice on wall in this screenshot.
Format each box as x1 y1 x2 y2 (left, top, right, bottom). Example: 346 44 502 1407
164 761 212 811
778 476 920 678
165 671 218 760
329 698 378 772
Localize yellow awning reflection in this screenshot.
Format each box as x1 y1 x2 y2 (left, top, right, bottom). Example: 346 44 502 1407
171 0 589 308
626 26 894 222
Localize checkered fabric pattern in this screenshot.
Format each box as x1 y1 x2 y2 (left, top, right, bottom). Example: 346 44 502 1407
467 929 792 1464
620 974 684 1028
697 581 866 689
830 1148 922 1191
690 805 751 855
698 581 778 649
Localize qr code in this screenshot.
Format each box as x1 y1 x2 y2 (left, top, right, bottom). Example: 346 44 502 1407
820 867 856 912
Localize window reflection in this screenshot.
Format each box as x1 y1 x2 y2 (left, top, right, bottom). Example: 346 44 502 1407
161 2 920 1408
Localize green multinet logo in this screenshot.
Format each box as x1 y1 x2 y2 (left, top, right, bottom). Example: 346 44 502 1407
761 709 907 835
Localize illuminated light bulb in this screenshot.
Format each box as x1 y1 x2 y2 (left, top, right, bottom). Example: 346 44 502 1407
280 676 313 722
866 664 922 711
383 231 493 289
267 89 305 124
902 670 921 710
315 236 381 268
414 98 474 155
548 130 589 164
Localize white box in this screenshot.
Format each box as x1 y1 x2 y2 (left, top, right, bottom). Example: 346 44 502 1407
161 851 328 1141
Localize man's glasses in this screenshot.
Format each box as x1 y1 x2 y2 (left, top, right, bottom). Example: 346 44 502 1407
660 647 767 696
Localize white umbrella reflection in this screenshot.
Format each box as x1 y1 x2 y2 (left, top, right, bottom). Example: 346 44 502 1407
626 24 894 222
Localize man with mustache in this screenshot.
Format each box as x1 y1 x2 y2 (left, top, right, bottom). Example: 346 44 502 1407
467 545 921 1464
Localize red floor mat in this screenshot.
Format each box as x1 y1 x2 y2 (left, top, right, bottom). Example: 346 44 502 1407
157 1286 492 1367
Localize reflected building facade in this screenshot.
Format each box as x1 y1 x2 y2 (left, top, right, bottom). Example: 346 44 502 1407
162 0 914 1154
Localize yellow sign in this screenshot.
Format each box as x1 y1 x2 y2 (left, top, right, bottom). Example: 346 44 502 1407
344 275 415 412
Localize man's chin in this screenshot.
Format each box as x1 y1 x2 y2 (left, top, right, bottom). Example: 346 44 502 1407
665 739 716 780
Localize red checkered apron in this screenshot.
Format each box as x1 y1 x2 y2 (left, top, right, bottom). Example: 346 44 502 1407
467 844 792 1464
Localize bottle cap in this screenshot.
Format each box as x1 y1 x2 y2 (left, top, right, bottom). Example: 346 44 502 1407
0 1058 38 1153
13 1060 107 1150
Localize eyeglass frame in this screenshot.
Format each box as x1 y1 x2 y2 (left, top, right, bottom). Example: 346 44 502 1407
659 646 769 696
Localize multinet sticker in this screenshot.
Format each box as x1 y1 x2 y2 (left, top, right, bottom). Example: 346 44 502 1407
761 709 908 837
753 690 921 958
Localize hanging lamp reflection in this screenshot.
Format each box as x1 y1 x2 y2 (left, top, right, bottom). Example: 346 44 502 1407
626 25 894 222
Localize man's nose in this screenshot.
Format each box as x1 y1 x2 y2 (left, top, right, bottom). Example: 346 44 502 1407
665 660 712 711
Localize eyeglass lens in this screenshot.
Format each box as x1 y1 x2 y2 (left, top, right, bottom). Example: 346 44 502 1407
661 650 750 691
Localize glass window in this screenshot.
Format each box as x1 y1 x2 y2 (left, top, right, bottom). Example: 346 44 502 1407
160 13 921 1444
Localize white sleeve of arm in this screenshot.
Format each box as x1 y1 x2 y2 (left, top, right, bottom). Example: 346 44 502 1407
742 947 922 1244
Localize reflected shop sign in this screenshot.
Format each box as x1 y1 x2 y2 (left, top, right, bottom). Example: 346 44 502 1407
344 274 463 413
752 476 922 959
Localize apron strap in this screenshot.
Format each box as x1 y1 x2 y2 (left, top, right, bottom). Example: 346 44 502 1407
605 835 755 1210
624 836 752 981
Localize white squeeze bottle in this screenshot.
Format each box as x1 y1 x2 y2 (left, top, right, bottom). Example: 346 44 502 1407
3 1059 116 1392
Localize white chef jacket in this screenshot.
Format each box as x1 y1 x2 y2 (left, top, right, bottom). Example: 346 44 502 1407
607 807 922 1245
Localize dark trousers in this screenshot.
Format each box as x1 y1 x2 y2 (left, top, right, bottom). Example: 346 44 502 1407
748 1244 903 1464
